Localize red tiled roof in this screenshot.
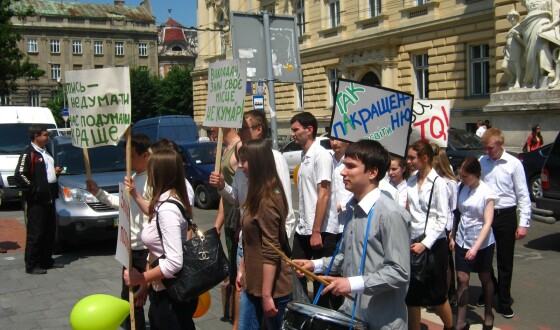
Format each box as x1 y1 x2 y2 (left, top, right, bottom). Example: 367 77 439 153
163 28 186 44
163 17 182 27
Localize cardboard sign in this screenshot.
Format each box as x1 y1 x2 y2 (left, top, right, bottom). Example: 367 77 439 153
329 79 414 157
410 100 451 147
203 59 247 128
115 182 131 268
65 67 131 148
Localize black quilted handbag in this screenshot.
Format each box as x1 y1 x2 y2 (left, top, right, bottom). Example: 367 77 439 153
152 200 230 302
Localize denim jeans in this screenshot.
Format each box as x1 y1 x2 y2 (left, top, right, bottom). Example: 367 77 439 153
238 292 292 330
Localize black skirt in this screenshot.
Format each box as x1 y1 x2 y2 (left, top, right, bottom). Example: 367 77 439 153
405 237 449 307
455 243 495 273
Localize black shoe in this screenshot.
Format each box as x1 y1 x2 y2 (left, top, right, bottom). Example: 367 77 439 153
43 263 64 269
26 267 47 275
500 306 514 319
476 294 485 307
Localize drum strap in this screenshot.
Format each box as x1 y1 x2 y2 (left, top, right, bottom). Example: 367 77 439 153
313 204 376 330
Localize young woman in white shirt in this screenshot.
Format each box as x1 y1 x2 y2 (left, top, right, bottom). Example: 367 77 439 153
388 155 410 209
450 157 496 330
405 141 454 330
432 146 460 306
124 149 197 330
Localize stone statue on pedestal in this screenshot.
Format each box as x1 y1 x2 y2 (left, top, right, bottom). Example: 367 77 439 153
502 10 524 88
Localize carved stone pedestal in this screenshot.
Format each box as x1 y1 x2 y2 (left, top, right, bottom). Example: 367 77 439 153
484 88 560 112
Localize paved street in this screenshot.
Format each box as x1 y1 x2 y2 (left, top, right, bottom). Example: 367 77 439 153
1 197 560 329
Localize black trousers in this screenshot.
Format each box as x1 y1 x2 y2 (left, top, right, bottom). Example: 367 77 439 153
121 249 149 330
148 290 197 330
25 200 56 270
292 232 344 310
491 207 517 310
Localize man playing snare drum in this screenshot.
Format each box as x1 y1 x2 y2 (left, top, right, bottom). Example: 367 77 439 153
294 140 411 330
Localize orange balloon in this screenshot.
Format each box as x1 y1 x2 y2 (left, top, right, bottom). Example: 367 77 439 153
193 291 211 318
293 164 300 186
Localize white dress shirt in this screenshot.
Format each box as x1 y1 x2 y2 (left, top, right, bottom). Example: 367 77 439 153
455 180 497 249
480 151 531 227
32 143 57 183
407 168 449 248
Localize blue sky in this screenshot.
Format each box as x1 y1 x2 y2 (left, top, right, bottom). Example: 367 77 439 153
83 0 198 27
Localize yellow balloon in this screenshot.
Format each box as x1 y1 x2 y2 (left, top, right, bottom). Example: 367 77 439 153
70 294 130 330
193 291 211 318
293 164 300 186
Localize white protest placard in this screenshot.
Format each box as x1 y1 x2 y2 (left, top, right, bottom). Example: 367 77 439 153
115 182 131 268
65 67 131 148
203 59 247 129
329 79 414 157
410 100 452 147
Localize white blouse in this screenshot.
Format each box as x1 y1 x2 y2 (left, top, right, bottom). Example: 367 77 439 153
407 168 449 249
455 180 497 250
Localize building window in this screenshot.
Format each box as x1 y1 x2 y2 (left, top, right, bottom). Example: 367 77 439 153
296 83 304 108
72 40 82 54
417 0 430 5
94 41 104 55
414 54 429 99
73 64 82 70
95 65 104 69
328 68 338 105
328 0 340 28
296 0 305 35
50 39 60 54
470 44 490 96
370 0 381 16
1 94 10 105
139 43 148 57
51 64 61 80
115 42 124 56
29 91 40 107
27 39 38 53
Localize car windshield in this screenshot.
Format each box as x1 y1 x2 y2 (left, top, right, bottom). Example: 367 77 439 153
186 144 217 165
449 129 484 150
53 142 126 175
0 123 57 154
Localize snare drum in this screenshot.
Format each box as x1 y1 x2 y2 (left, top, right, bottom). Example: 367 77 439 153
282 302 367 330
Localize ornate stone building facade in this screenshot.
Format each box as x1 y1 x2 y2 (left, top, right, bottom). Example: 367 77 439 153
158 16 197 76
6 0 157 107
193 0 559 147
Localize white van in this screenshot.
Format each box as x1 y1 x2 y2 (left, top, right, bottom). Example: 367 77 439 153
0 106 58 205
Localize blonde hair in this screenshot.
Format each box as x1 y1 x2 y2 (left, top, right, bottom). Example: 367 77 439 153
482 128 505 144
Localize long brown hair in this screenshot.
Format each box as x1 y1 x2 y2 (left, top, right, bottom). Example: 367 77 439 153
147 149 192 221
409 140 435 166
239 139 288 216
431 144 458 182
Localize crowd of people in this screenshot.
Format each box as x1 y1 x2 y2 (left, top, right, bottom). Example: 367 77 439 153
13 114 532 330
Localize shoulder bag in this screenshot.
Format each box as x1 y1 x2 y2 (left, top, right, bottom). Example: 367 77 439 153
410 177 438 283
152 200 230 302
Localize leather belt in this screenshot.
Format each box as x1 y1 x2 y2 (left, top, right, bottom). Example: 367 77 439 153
494 206 516 215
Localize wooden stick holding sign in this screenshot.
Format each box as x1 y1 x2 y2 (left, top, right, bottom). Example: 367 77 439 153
82 149 92 181
214 128 224 173
124 127 135 329
262 239 355 302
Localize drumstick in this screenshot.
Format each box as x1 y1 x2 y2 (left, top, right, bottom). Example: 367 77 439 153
262 238 355 301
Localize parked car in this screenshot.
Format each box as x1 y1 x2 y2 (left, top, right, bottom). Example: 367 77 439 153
533 132 560 224
280 137 333 174
178 141 220 210
517 143 552 201
132 115 199 143
46 136 126 250
445 128 487 171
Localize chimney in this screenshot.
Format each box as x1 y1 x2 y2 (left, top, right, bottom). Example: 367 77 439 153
114 0 125 6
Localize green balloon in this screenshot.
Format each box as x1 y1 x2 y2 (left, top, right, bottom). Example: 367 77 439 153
70 294 130 330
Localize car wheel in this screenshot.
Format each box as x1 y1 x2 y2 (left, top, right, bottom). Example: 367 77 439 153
195 184 214 210
529 174 543 201
53 224 71 253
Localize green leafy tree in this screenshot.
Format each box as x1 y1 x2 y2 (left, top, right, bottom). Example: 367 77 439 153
130 67 160 122
156 65 194 117
0 0 45 98
45 88 65 127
